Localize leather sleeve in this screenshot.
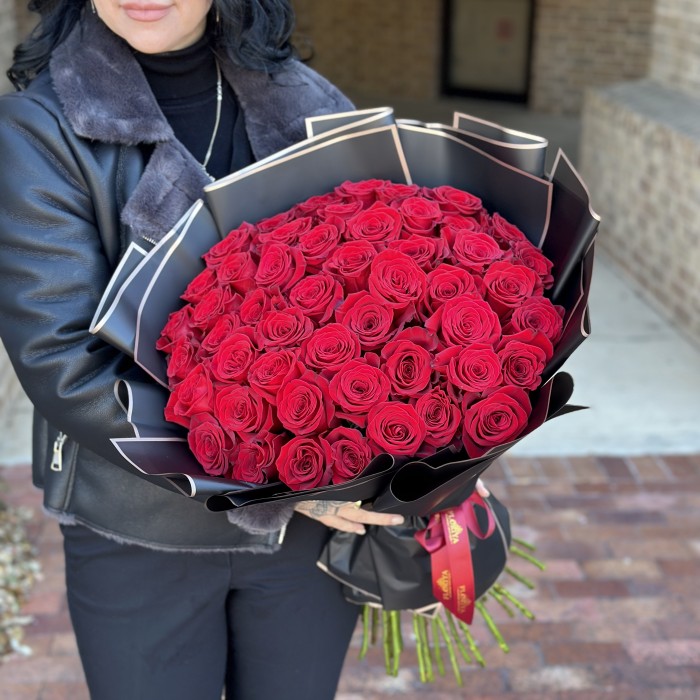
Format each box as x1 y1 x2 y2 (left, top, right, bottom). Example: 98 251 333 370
0 92 140 469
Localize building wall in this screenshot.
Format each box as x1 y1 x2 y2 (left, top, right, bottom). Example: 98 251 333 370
649 0 700 99
580 0 700 345
529 0 655 114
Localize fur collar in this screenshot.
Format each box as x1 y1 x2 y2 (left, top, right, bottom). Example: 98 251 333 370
49 12 352 244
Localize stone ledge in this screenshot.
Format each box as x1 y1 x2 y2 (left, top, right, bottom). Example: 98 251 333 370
594 78 700 141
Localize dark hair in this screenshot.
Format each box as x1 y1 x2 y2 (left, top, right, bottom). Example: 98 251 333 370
8 0 295 90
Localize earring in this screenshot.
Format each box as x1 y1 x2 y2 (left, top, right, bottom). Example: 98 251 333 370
89 0 96 13
215 3 221 24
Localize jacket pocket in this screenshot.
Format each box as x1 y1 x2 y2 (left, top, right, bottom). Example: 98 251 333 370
42 426 78 513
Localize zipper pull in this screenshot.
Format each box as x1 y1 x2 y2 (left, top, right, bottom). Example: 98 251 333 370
50 432 68 472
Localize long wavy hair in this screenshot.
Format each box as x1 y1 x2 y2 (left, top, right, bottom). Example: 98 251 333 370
8 0 296 90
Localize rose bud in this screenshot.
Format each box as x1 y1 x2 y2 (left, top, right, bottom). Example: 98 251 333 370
277 436 333 490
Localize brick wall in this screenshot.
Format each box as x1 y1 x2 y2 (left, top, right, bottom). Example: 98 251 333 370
650 0 700 99
580 0 700 346
293 0 442 101
530 0 655 114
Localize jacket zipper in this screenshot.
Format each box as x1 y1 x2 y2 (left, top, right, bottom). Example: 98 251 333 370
50 432 68 472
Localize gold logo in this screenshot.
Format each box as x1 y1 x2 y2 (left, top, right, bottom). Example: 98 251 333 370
445 510 464 545
437 570 452 600
457 585 472 614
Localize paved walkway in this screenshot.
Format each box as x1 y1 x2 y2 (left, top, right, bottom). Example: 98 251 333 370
2 453 700 700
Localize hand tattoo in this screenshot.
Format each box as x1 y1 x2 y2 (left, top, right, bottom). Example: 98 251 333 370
296 500 347 518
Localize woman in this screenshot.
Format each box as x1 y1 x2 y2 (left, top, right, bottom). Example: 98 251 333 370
0 1 407 698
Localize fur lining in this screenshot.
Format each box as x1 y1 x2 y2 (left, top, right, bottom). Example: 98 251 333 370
225 501 296 535
49 12 354 245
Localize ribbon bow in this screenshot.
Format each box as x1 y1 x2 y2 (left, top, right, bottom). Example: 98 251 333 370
415 492 496 624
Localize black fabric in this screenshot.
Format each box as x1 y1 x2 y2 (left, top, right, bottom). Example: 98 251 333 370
62 515 360 700
134 37 253 180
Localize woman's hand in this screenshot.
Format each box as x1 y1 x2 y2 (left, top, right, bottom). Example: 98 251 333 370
294 500 404 535
294 479 490 534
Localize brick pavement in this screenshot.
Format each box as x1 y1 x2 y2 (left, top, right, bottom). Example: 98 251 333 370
1 455 699 700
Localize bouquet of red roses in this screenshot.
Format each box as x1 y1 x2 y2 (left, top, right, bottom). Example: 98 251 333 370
156 178 566 494
91 108 596 515
90 107 598 682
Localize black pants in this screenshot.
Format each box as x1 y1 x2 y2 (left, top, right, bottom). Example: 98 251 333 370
62 515 360 700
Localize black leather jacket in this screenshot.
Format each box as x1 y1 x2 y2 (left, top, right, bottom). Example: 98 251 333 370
0 16 352 551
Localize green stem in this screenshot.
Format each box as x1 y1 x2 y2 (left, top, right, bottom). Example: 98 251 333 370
413 614 427 683
382 611 394 676
488 587 516 617
505 565 536 590
431 617 445 677
435 614 463 686
459 621 486 667
359 605 371 660
390 611 402 676
371 606 379 645
417 616 434 682
494 584 536 620
511 536 537 552
445 609 472 664
510 545 546 571
476 600 509 653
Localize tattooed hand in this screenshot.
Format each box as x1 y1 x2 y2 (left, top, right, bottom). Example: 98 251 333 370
294 479 490 534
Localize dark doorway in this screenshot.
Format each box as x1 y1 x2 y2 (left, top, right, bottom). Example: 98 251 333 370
441 0 535 102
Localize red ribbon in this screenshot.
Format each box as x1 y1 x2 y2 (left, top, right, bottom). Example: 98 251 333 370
414 493 496 624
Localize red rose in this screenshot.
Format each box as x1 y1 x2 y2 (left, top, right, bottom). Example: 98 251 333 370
202 222 255 268
415 388 461 448
215 251 257 294
209 328 257 383
425 296 501 347
214 384 273 441
483 261 540 317
429 185 483 216
335 292 402 352
255 307 314 350
496 329 553 390
318 200 364 221
164 365 214 428
157 305 196 353
510 240 554 290
375 182 420 204
166 338 199 384
248 350 304 404
388 235 449 272
257 216 312 247
504 296 565 345
198 314 240 357
277 370 335 436
292 192 340 217
490 213 527 248
366 402 427 456
187 413 234 478
380 339 433 398
329 358 391 427
335 179 387 206
239 288 285 327
298 223 342 273
422 264 479 317
190 286 237 331
450 231 505 274
254 243 306 292
368 249 427 312
288 273 344 324
277 436 333 490
440 214 486 247
181 267 218 303
398 196 443 236
345 202 403 245
437 343 502 395
462 386 531 457
301 323 361 373
326 427 373 484
255 209 295 236
323 240 376 295
231 432 284 484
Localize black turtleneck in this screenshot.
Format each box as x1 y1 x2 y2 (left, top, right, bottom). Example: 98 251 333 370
133 34 253 180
